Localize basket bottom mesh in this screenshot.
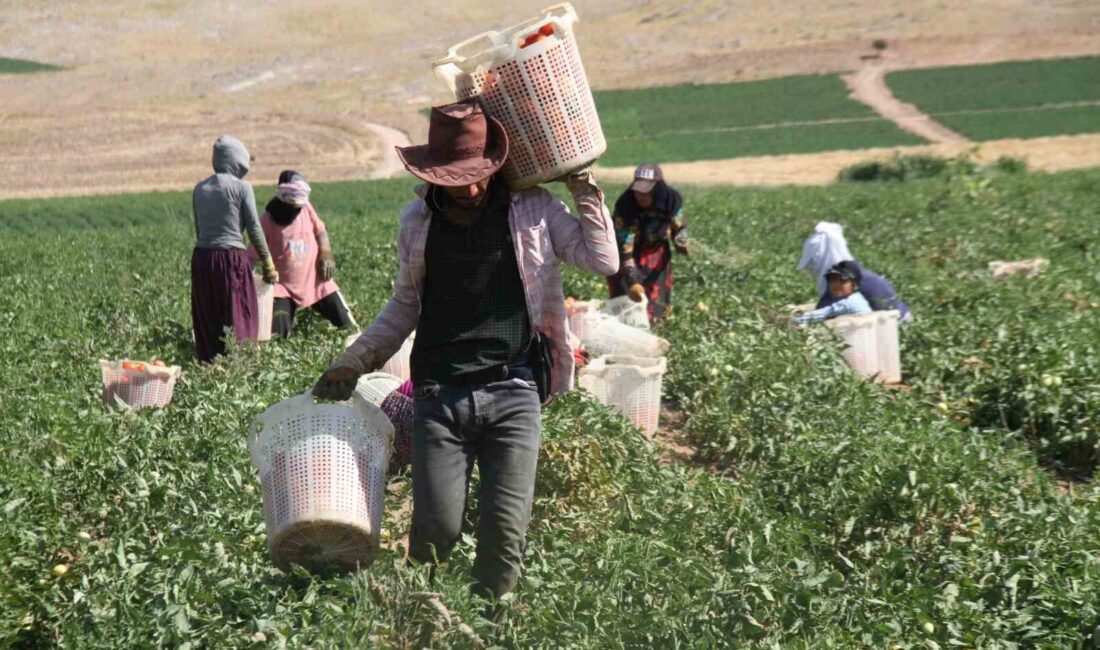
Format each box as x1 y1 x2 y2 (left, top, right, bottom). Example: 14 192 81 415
269 518 377 573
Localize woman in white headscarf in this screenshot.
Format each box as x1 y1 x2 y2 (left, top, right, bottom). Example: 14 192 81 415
797 221 910 321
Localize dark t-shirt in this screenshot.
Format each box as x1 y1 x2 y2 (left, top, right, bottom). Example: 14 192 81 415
411 180 531 385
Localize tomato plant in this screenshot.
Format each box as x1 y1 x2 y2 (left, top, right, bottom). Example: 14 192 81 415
0 171 1097 647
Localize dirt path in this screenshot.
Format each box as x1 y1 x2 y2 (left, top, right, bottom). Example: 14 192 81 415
843 62 967 144
364 123 412 180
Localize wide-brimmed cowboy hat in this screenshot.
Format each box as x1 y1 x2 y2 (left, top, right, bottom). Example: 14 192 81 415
396 100 509 187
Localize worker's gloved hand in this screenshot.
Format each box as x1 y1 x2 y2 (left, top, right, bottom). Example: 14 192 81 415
312 366 360 401
312 340 377 401
319 247 336 281
555 165 600 194
261 257 279 284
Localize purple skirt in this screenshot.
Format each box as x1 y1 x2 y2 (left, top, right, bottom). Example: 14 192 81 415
191 247 258 363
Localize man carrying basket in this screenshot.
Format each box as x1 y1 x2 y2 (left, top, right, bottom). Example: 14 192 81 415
313 99 618 599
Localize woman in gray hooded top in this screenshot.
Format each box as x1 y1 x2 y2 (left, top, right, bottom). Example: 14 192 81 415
191 135 278 362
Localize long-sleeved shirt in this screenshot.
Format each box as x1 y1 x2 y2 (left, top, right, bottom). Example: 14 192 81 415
344 171 618 398
795 291 872 324
192 135 270 259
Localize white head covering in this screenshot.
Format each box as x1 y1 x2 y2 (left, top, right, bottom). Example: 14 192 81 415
797 221 854 296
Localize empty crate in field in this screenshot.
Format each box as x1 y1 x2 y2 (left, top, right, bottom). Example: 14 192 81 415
825 310 901 384
433 3 605 189
579 355 667 436
253 271 274 342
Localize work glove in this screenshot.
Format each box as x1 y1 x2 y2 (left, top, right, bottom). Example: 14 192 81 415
261 257 279 284
319 246 336 281
556 165 599 194
312 339 377 401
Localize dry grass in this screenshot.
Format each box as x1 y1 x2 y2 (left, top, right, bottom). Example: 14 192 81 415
1 0 1097 198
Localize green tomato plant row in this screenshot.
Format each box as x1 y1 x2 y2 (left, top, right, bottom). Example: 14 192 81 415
0 170 1097 647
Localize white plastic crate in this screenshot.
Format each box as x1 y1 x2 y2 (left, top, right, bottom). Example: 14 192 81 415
98 359 181 409
253 271 274 342
344 332 416 382
825 310 901 383
873 310 902 384
433 3 606 189
581 311 670 358
248 392 393 573
565 299 601 342
355 372 403 407
578 355 667 435
379 332 416 381
824 312 878 378
600 294 650 330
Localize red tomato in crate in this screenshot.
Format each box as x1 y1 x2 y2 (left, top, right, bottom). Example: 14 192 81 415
121 361 136 371
538 23 554 37
521 33 545 48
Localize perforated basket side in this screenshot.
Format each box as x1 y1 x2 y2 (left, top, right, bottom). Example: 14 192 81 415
579 356 667 435
875 311 902 384
249 395 392 573
253 271 274 342
826 314 880 378
380 333 416 381
442 5 604 189
355 372 403 407
566 300 601 341
99 360 180 408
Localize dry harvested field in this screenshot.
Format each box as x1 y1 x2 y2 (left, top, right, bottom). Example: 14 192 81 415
1 0 1098 199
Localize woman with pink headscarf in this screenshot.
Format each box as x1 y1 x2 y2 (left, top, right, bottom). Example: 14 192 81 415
250 170 357 337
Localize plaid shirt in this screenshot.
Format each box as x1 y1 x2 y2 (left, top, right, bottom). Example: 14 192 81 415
346 174 618 397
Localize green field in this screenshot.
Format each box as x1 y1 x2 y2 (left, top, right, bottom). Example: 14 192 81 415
886 56 1100 141
594 75 923 165
1 168 1098 647
0 57 62 74
936 104 1100 141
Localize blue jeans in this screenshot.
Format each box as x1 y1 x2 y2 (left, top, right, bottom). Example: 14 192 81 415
409 368 541 598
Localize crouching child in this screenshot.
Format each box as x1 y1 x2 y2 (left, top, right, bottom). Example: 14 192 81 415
793 261 871 324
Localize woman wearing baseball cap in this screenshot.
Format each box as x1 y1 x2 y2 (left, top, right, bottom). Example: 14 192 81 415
606 163 688 324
